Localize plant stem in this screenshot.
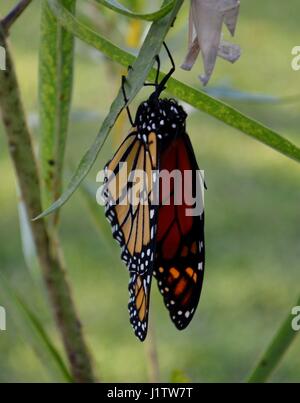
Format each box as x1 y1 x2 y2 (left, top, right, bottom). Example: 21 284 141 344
247 297 300 383
0 25 95 383
1 0 33 33
145 321 160 383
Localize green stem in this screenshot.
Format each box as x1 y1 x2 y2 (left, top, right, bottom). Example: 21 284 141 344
39 0 75 227
247 297 300 383
0 25 95 384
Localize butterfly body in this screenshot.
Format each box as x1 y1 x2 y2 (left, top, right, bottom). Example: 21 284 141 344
103 48 205 341
135 98 187 144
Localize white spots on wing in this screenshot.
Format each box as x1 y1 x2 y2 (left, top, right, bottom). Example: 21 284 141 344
151 227 154 239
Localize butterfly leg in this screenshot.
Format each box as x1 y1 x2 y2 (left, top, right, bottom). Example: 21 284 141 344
144 55 161 88
154 54 161 86
157 42 176 91
121 75 135 127
163 41 175 72
149 42 176 98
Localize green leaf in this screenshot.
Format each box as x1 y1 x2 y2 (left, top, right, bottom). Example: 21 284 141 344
0 275 73 382
166 78 300 164
36 0 300 221
17 297 73 383
34 0 184 220
39 0 76 218
94 0 175 21
247 298 300 383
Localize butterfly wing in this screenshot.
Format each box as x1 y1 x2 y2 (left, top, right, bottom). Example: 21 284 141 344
154 133 205 330
104 132 159 341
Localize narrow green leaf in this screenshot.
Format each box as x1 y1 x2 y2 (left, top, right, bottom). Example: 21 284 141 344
16 296 73 383
36 0 300 221
205 85 300 105
166 78 300 164
39 0 76 218
0 275 73 382
34 0 183 220
247 298 300 383
94 0 175 21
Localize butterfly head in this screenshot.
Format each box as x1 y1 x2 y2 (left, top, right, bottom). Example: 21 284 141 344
135 98 187 140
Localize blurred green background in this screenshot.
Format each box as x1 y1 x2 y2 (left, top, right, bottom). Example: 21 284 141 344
0 0 300 382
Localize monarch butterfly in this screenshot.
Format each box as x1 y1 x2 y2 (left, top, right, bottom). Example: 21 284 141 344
103 44 205 341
